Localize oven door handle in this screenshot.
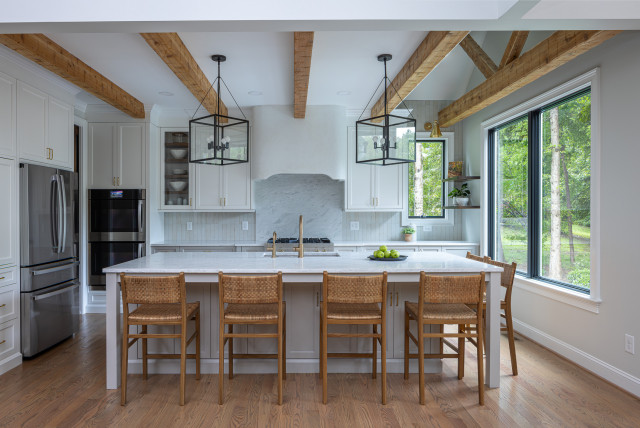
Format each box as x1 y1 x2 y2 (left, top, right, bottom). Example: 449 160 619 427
138 200 144 234
138 243 144 258
32 261 80 276
32 281 80 301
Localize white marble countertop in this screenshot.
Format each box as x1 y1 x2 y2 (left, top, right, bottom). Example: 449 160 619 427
104 251 500 274
149 240 479 248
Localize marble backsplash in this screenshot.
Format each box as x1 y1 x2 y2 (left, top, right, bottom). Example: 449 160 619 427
163 174 462 242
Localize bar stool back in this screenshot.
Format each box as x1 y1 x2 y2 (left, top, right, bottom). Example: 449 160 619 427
218 272 285 405
120 272 200 406
321 271 388 404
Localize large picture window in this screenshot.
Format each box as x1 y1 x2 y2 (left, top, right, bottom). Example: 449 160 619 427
489 88 592 293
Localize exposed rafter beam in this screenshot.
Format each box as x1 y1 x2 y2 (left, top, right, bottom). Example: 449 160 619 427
459 35 497 79
293 32 314 119
438 30 621 128
0 33 145 118
141 32 227 116
370 31 468 118
499 31 529 69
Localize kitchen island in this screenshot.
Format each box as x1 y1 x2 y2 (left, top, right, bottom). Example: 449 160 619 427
104 251 503 390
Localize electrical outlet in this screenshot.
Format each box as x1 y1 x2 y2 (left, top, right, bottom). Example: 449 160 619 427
625 334 635 354
350 221 359 231
242 221 249 231
186 222 193 231
423 225 433 232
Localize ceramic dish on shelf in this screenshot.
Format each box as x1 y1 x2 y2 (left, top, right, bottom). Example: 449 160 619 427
367 255 408 261
169 149 187 159
172 168 187 175
168 181 187 192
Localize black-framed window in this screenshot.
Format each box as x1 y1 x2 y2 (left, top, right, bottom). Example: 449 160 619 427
489 88 592 293
408 139 445 218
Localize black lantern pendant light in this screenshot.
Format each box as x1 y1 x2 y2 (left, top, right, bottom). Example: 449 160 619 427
189 54 249 165
356 54 416 166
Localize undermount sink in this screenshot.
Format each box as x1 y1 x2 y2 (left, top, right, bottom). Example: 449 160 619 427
263 251 341 257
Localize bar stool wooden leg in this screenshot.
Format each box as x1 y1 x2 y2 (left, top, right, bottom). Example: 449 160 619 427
121 324 129 406
283 310 287 380
228 324 234 379
318 310 323 379
381 320 387 405
372 324 377 379
180 323 187 406
403 307 409 380
141 326 148 380
278 314 283 405
477 317 485 405
219 322 225 405
458 324 465 380
506 306 518 375
322 313 328 404
196 311 201 380
418 320 425 405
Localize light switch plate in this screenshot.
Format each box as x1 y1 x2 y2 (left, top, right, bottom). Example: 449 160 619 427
350 221 359 231
186 222 193 231
242 221 249 231
625 334 635 354
423 225 432 232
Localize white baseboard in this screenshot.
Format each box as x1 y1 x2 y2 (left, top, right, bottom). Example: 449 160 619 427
513 318 640 398
126 358 441 375
0 352 22 376
85 304 106 314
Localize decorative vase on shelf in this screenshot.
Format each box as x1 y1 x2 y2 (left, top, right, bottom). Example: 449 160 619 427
455 197 469 206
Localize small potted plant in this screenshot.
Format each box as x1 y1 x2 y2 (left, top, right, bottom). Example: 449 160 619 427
402 226 416 242
448 183 471 206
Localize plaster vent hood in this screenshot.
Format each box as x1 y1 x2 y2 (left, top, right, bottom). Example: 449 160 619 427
251 105 347 180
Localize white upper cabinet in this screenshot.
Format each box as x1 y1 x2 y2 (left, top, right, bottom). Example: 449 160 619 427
346 127 403 211
194 163 223 210
0 158 17 267
48 97 74 168
194 163 250 211
0 72 16 158
116 124 146 189
88 122 146 189
17 81 74 170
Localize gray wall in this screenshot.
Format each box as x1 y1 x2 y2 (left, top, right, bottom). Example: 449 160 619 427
461 31 640 383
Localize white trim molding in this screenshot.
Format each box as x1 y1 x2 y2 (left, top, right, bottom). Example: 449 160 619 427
482 68 601 304
514 317 640 399
402 131 455 227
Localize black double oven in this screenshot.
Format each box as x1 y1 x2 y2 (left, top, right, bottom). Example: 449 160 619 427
88 189 145 290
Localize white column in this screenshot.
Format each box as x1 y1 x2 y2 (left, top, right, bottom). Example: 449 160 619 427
106 272 121 389
485 271 501 388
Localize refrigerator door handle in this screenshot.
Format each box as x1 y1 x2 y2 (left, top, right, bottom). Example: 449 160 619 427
31 261 80 276
32 281 80 301
56 174 64 254
50 176 58 252
59 174 67 254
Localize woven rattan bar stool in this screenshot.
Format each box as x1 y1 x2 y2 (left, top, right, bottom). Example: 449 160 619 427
120 272 201 406
466 251 485 262
404 272 485 405
218 272 286 405
320 271 388 404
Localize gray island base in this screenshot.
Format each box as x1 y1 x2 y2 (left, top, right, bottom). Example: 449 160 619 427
104 251 503 390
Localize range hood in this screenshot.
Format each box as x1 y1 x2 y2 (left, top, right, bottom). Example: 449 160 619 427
251 105 347 180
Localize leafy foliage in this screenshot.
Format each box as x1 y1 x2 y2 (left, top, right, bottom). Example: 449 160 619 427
408 140 444 217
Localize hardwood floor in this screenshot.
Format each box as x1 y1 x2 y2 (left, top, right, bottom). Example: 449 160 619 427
1 314 639 427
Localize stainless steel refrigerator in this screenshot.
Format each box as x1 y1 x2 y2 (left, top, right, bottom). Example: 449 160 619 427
20 163 79 357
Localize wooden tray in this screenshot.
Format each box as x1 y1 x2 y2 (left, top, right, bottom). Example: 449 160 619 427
367 255 408 261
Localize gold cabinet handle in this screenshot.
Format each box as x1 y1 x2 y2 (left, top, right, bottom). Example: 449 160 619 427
189 198 192 206
224 197 226 206
113 177 116 186
117 177 120 186
389 292 393 306
395 292 399 306
52 148 54 159
0 339 5 345
0 276 5 280
316 292 319 307
0 304 5 308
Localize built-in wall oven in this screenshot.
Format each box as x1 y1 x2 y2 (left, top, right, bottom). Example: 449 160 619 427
88 189 145 290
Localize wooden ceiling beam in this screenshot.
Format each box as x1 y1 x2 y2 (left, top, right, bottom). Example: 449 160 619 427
0 33 145 118
438 30 621 128
370 31 468 118
293 32 314 119
141 32 228 117
459 34 497 79
499 31 529 69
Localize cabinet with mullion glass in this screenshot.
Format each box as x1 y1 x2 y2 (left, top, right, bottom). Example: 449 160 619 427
161 129 194 210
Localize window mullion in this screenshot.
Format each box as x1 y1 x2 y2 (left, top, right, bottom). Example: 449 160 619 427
528 110 541 279
487 130 495 258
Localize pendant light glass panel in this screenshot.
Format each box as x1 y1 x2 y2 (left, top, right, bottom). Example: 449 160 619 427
356 114 416 165
189 114 249 165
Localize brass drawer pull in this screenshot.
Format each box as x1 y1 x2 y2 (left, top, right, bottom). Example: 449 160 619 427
0 304 5 308
0 277 5 280
0 340 5 345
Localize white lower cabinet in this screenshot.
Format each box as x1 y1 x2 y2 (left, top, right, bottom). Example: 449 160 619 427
0 158 17 267
441 245 479 257
0 267 20 375
283 284 319 359
0 319 18 363
181 246 234 253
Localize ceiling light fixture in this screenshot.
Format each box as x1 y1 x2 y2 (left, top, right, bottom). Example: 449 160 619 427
355 54 416 166
189 55 249 166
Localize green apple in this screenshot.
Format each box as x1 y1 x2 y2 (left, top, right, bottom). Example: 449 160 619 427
384 250 391 258
375 250 385 258
379 245 388 252
390 250 399 258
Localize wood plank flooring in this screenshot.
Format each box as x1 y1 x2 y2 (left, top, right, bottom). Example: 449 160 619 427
1 314 639 427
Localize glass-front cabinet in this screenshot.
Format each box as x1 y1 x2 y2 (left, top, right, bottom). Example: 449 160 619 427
161 128 194 210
